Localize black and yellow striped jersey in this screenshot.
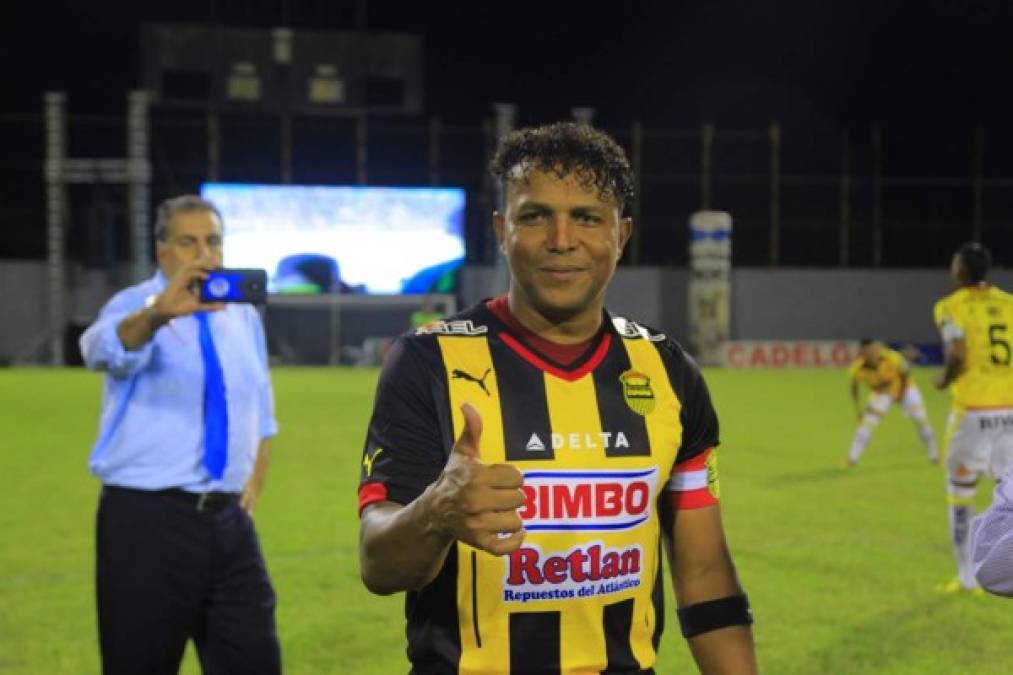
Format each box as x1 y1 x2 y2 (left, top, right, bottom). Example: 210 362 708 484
358 301 720 674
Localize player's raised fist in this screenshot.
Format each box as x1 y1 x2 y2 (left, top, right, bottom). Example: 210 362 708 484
429 403 527 555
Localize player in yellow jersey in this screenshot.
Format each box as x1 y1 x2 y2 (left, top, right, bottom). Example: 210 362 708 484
845 339 938 467
358 123 757 673
933 242 1013 592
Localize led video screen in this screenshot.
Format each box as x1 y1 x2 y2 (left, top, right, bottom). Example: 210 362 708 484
200 183 466 294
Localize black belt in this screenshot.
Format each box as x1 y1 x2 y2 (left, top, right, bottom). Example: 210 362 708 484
104 485 241 513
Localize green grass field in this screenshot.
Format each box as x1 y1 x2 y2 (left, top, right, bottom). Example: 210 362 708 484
2 366 1012 674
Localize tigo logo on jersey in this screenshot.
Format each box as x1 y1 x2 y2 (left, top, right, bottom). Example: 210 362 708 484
518 468 658 531
619 369 656 415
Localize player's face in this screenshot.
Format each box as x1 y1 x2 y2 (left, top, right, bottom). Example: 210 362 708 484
494 168 632 325
156 209 224 279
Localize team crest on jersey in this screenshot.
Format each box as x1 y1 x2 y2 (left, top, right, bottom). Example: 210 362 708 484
619 369 656 415
414 320 488 336
705 451 720 499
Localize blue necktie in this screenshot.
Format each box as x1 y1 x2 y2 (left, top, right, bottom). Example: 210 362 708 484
196 312 228 480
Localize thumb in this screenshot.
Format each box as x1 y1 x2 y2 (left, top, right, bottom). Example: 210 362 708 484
453 402 483 460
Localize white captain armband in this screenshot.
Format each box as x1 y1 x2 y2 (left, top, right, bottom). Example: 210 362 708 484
938 317 965 344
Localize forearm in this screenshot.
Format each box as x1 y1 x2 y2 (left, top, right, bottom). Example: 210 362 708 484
936 339 966 389
938 355 963 388
359 487 456 595
246 439 271 492
670 505 757 674
687 626 757 675
116 307 165 351
678 566 757 674
240 439 272 513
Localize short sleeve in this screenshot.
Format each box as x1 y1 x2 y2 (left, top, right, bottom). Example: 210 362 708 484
934 299 965 344
358 337 448 515
674 350 720 465
655 340 721 510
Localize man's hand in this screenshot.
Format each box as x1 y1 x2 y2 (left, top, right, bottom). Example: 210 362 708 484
151 257 225 321
116 256 226 351
933 373 948 390
240 476 264 515
240 439 272 517
427 403 526 555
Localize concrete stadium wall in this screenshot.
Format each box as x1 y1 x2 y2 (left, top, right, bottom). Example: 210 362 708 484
4 260 1013 362
731 269 1013 342
0 262 48 363
459 265 1013 346
0 262 134 364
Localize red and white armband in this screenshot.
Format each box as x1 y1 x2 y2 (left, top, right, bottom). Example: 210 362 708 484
665 448 720 510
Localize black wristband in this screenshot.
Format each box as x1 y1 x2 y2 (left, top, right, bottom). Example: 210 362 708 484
677 594 753 638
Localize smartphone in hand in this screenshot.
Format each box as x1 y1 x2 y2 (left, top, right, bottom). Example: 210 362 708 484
200 268 268 304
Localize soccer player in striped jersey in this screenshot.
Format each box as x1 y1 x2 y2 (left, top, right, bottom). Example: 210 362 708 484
845 339 938 467
933 242 1013 593
358 123 756 673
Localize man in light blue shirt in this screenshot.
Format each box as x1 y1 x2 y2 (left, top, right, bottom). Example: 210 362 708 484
81 195 281 674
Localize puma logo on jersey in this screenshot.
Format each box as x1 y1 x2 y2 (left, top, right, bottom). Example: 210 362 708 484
362 448 384 477
452 368 492 396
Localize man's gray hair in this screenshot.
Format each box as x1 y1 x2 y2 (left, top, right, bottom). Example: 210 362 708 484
154 195 223 242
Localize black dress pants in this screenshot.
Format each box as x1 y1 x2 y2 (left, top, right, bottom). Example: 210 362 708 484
96 486 281 675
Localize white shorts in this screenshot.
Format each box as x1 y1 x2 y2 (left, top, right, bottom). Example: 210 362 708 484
945 408 1013 481
867 385 925 418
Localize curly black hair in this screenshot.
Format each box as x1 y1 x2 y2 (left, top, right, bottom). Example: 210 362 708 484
956 241 991 283
489 122 635 215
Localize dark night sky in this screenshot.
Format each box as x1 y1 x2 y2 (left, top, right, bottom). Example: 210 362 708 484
5 0 1013 126
4 0 1013 265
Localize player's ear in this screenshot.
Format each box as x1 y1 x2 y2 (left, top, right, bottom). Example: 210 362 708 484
493 212 507 254
617 217 633 261
155 239 168 268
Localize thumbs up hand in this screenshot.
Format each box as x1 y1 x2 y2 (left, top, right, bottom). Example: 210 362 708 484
428 403 527 555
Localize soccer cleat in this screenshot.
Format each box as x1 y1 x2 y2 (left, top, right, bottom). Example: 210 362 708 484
842 457 857 469
935 578 984 595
